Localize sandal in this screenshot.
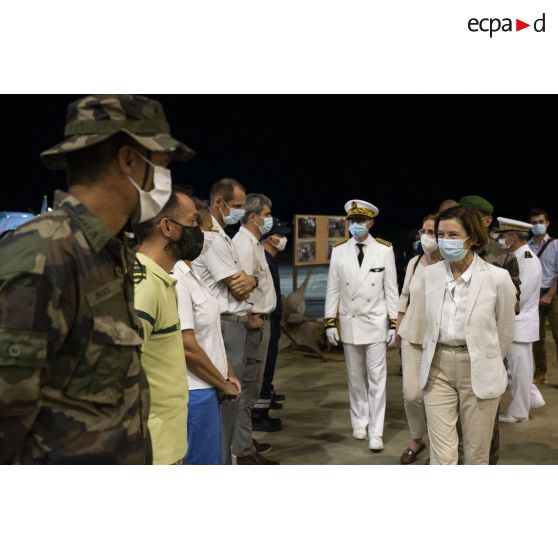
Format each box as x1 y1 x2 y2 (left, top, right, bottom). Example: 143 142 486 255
399 443 426 465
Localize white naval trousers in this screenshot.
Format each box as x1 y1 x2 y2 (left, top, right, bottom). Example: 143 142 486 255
506 341 545 419
342 342 387 437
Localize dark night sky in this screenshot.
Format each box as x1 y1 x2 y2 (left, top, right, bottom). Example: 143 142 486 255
6 95 558 245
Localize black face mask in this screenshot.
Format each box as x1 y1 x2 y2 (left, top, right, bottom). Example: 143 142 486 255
167 219 205 261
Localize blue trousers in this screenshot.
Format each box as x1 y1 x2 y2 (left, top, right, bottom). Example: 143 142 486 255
185 388 221 465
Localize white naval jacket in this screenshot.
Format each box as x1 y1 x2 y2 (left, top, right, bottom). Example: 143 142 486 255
325 235 399 345
419 258 517 399
513 243 542 343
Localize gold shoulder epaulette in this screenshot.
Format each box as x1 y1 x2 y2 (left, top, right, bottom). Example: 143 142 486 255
211 225 220 232
376 237 392 248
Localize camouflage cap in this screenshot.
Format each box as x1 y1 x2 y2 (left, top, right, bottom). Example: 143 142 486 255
41 94 195 169
459 195 494 215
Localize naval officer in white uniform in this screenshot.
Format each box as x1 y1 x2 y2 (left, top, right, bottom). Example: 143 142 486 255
496 217 546 423
324 200 399 451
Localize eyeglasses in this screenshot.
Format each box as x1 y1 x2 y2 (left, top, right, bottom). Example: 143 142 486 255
419 229 435 237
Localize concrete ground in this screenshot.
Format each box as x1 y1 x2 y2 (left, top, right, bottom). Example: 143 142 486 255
255 336 558 465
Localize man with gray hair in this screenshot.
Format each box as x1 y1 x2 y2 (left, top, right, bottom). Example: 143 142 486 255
231 193 278 463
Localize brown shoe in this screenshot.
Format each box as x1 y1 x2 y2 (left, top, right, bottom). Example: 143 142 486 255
252 439 272 455
237 452 279 465
533 372 547 385
399 443 426 465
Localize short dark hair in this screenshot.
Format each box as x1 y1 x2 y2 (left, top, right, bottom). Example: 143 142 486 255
192 197 210 226
210 178 246 203
132 184 193 243
528 208 549 221
435 206 488 250
66 132 142 185
242 193 272 224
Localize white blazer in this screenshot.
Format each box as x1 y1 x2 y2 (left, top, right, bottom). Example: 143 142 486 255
419 257 517 399
513 244 542 343
325 236 399 345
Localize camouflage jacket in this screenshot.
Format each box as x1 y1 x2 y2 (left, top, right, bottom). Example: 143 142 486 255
0 191 151 464
477 239 521 313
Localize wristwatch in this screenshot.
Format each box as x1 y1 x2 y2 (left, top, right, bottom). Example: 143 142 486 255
253 275 259 288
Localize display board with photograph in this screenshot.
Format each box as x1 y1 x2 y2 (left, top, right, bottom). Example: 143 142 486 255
293 214 349 267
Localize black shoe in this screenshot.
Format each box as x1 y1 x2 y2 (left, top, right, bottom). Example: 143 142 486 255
270 401 283 410
273 393 286 402
237 453 279 465
252 417 282 432
252 438 272 454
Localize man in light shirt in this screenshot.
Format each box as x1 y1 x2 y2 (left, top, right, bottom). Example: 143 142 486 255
193 179 277 465
232 194 279 461
173 198 242 464
527 208 558 385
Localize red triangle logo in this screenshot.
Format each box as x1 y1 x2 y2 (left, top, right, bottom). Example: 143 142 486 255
516 19 530 31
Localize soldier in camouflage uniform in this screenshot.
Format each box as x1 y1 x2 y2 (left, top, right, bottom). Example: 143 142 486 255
459 195 521 465
0 95 194 464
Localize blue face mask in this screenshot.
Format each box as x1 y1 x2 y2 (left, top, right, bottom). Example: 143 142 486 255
259 216 273 235
532 224 547 236
221 202 245 226
349 222 368 238
438 238 470 262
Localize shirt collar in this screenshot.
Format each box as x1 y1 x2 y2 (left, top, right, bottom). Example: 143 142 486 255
137 252 176 287
350 234 373 247
54 190 114 253
445 253 477 284
211 216 227 236
238 225 260 243
173 260 192 276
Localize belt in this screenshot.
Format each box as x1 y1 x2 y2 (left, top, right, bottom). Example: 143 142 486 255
438 343 468 351
221 313 248 324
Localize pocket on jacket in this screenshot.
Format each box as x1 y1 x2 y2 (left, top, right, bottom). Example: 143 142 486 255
64 316 142 406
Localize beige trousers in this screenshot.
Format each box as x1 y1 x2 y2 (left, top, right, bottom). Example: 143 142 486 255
423 345 500 465
401 339 427 440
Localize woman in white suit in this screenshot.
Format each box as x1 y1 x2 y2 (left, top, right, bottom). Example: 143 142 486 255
420 206 516 465
396 214 442 464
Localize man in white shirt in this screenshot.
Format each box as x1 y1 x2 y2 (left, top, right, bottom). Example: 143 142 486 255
324 199 399 452
497 217 545 422
528 208 558 385
232 194 278 462
192 178 276 465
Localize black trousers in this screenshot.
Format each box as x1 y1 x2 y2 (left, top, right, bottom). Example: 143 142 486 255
252 317 281 422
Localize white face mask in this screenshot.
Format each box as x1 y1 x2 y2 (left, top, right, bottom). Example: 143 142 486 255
127 150 172 223
272 235 288 251
420 234 438 254
200 231 216 256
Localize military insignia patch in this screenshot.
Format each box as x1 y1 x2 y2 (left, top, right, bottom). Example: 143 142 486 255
525 251 533 258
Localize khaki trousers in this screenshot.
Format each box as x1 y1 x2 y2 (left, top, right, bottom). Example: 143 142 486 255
423 345 500 465
401 339 427 440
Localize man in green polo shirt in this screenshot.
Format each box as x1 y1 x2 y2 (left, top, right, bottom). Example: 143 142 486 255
133 185 205 464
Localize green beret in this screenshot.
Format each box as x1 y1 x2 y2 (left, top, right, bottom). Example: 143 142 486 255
459 195 494 215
